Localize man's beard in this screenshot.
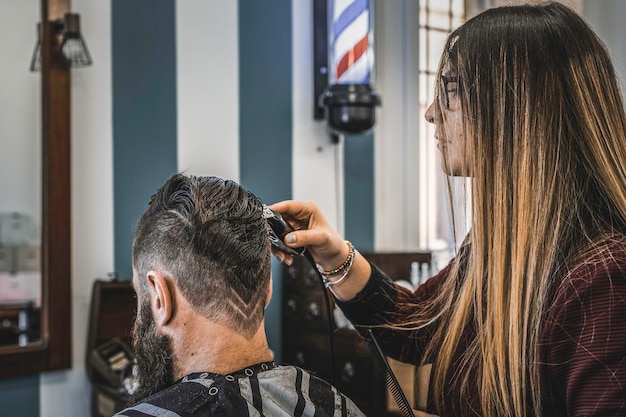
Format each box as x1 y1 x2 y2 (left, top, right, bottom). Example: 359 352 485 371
128 298 175 404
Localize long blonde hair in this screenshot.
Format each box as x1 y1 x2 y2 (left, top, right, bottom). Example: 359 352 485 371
406 3 626 416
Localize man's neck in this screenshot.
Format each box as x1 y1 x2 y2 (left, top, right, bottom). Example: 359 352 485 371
169 318 274 379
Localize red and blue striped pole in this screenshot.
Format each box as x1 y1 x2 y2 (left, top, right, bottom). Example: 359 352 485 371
331 0 371 84
320 0 380 136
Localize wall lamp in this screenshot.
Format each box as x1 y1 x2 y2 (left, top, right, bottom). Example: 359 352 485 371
30 13 92 72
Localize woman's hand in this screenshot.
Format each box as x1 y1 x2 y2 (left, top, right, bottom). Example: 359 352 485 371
269 200 345 269
269 200 372 301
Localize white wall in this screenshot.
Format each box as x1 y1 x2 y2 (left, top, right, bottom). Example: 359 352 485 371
583 0 626 91
40 0 114 415
176 0 341 228
176 0 240 181
38 2 241 415
373 0 422 251
492 0 582 11
292 0 342 228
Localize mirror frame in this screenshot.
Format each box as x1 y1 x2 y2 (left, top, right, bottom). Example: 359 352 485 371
0 0 71 378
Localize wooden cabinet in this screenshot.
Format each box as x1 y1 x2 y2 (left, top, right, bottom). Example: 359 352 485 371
86 279 136 417
282 251 431 416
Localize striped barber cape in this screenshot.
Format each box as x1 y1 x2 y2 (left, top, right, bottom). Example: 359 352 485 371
115 361 365 417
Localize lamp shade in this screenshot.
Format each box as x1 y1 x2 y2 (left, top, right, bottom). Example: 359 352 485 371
60 13 92 68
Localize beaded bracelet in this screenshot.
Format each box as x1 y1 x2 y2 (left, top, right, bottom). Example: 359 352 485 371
316 241 354 276
320 252 355 288
316 241 355 287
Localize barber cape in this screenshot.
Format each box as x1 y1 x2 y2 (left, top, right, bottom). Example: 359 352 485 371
114 361 365 417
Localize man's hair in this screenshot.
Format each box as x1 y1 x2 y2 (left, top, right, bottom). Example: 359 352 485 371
132 174 271 337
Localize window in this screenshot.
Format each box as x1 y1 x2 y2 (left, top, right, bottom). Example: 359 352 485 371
374 0 468 276
417 0 466 271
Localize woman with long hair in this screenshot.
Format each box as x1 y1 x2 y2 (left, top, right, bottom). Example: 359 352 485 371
272 2 626 416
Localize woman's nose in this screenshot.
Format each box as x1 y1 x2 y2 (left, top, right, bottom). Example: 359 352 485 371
425 102 436 124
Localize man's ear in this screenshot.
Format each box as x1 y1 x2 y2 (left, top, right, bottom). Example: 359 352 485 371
146 270 173 327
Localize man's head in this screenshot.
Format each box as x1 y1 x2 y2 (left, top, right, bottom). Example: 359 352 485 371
129 173 272 401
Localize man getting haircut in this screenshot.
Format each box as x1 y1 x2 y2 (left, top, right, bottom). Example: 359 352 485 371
115 173 364 417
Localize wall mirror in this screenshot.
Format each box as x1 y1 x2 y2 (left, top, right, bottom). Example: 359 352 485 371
0 0 71 378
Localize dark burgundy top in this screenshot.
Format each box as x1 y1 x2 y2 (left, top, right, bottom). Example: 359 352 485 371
336 242 626 416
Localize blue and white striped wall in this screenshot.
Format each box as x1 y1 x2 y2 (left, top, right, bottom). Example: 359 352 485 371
106 0 376 382
2 1 398 414
38 1 374 416
109 0 375 364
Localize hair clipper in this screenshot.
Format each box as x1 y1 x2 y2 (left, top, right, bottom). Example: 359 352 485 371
263 206 305 257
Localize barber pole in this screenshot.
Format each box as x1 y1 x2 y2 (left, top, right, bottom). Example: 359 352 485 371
331 0 372 84
320 0 380 137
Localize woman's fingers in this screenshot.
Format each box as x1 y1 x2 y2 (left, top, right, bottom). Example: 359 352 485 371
283 227 332 249
270 200 344 257
270 199 317 218
270 200 333 233
270 200 316 227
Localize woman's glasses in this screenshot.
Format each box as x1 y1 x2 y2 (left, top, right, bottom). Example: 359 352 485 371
439 75 459 109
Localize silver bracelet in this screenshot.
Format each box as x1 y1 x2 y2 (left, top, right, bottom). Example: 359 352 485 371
320 250 355 288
